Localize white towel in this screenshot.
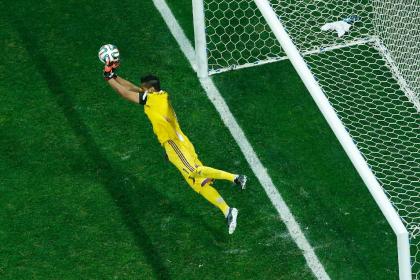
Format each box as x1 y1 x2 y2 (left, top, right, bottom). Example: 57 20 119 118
321 20 352 37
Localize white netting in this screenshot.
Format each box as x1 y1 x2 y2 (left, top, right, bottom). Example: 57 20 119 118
303 41 420 278
203 0 419 277
372 1 420 106
205 0 284 74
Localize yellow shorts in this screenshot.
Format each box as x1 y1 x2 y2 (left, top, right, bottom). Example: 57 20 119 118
163 138 212 193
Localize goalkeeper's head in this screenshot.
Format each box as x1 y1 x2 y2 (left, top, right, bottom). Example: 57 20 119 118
140 74 161 92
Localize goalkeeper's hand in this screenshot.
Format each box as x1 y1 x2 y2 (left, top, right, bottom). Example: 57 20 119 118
103 59 119 80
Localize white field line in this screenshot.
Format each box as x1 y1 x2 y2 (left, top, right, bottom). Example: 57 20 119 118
152 0 331 279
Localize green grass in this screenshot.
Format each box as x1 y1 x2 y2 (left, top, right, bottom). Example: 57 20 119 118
0 0 398 279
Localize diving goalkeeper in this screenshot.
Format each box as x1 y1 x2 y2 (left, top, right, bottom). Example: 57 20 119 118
103 62 247 234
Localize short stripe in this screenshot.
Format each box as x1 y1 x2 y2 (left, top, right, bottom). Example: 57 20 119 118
168 140 195 172
201 178 212 187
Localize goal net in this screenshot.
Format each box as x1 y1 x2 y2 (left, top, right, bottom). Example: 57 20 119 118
197 0 419 278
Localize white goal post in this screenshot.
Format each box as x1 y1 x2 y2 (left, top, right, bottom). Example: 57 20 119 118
192 0 208 78
252 2 412 279
193 0 419 279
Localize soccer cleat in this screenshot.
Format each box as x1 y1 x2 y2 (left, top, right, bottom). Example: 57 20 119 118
234 175 247 190
226 207 238 234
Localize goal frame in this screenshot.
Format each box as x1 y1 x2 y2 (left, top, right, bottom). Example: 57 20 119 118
192 0 412 278
192 0 208 78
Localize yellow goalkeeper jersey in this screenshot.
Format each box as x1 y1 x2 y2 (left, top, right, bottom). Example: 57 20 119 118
141 90 186 145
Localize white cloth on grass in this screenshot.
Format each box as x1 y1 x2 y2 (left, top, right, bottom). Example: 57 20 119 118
320 20 352 37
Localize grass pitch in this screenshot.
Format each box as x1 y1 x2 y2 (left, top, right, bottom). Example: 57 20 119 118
0 0 398 279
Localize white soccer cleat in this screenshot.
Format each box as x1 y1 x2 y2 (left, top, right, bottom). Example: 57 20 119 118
234 175 247 190
226 208 238 234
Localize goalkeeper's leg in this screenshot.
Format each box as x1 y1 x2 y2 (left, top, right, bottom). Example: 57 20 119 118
197 180 230 217
194 166 236 182
165 139 246 188
192 166 247 189
191 178 238 234
180 137 238 183
164 140 239 233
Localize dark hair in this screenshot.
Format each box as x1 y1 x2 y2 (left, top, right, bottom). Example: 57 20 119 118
140 74 161 91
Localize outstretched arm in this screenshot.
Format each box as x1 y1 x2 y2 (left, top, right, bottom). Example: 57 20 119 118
107 78 141 104
115 76 141 92
103 62 143 104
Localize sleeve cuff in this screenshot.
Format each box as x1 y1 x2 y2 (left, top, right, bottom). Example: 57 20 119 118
139 92 148 105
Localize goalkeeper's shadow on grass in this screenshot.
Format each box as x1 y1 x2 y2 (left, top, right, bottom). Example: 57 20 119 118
11 19 224 279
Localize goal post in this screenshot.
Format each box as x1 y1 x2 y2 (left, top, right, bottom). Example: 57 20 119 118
253 1 412 278
192 0 419 278
192 0 208 78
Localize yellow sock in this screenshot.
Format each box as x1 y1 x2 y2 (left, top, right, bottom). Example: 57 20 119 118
200 185 230 217
195 166 236 182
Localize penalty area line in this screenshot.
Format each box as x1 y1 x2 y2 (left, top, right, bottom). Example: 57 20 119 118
152 0 331 279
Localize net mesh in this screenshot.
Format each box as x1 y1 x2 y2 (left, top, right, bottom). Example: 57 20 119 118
203 0 419 277
205 0 283 74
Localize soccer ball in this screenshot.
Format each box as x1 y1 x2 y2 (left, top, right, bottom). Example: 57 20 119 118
98 44 120 64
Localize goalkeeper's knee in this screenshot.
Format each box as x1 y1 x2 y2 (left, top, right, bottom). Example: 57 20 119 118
191 166 204 178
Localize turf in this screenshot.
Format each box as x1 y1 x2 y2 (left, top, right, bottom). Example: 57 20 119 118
0 0 398 279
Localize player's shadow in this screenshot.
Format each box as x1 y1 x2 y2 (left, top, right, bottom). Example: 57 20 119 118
11 18 224 280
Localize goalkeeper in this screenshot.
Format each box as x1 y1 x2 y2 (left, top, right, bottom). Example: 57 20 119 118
103 61 247 234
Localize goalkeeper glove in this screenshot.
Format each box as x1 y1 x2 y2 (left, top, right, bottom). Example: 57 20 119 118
103 59 119 80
